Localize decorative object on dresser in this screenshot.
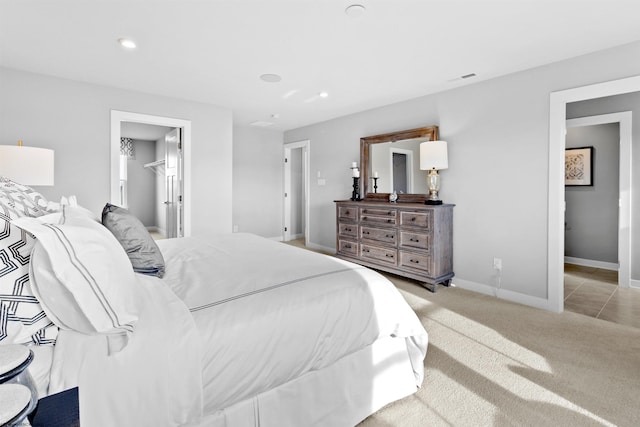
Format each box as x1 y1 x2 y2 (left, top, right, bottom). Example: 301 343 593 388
350 161 361 201
335 200 454 292
360 126 439 203
420 140 448 205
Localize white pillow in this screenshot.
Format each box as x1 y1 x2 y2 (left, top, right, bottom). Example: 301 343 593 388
12 206 138 353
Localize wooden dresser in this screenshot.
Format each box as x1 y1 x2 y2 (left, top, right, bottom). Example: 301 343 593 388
335 200 454 292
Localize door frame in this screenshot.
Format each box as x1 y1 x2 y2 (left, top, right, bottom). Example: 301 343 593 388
565 112 632 287
283 140 310 243
110 110 192 237
548 75 640 312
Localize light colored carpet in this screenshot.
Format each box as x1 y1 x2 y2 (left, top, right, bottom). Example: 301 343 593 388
360 276 640 427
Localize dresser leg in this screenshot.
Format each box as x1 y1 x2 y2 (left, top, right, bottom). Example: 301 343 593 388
423 282 437 293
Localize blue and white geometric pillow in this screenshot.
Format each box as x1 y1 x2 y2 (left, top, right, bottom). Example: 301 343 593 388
0 179 58 345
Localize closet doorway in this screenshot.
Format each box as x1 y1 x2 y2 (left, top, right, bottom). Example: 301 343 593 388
110 110 192 238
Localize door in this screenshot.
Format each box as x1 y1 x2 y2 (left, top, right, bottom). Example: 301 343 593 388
164 128 183 238
389 148 413 194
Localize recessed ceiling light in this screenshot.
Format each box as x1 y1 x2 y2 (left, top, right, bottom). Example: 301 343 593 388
260 74 282 83
319 91 329 98
118 38 137 49
250 120 274 127
345 4 366 18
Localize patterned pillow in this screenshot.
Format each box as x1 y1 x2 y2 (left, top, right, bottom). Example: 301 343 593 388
0 176 56 214
0 181 58 345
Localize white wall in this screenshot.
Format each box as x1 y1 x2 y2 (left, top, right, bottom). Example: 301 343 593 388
0 67 233 236
232 125 284 238
284 41 640 303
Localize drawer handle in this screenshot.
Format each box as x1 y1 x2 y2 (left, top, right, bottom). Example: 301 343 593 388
388 212 393 216
363 231 370 235
410 259 420 264
386 254 394 258
387 219 393 223
362 209 367 213
345 210 350 215
410 238 420 242
344 244 352 249
363 248 370 253
345 227 352 232
411 217 416 222
386 234 394 238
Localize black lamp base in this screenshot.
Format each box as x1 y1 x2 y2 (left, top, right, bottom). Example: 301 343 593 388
425 200 443 205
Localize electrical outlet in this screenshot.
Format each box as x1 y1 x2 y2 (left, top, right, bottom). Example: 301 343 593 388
493 257 502 271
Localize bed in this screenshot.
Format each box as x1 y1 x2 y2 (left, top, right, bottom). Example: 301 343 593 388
0 179 428 426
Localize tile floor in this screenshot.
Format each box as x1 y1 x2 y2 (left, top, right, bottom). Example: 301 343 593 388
564 263 640 329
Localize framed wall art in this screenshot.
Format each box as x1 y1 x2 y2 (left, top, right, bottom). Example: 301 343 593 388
565 146 593 186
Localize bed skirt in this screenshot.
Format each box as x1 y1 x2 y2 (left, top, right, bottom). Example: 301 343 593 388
189 336 421 427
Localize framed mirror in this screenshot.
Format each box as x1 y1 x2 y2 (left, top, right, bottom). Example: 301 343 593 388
360 126 439 203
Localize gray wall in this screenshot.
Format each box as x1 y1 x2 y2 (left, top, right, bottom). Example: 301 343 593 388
285 41 640 301
0 67 233 237
232 125 284 238
125 139 157 227
564 124 619 263
567 92 640 278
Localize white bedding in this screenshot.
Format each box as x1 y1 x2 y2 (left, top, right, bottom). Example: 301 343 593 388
158 234 428 416
47 273 203 426
44 233 428 426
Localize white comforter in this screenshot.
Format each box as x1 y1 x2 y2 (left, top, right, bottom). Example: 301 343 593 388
47 233 428 426
158 234 428 415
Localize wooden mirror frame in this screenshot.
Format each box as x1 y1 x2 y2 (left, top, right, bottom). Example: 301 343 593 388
360 125 439 203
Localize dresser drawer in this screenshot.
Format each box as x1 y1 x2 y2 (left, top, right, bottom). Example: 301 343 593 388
338 222 358 238
400 231 431 250
399 211 431 229
361 226 397 245
360 213 397 226
360 207 396 217
338 239 358 256
361 244 397 266
399 251 431 273
338 206 358 221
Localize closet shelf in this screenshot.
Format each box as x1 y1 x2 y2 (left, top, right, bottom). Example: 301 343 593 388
144 159 165 175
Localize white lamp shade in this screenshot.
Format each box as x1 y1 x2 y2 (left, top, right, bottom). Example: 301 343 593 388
420 141 448 170
0 145 54 185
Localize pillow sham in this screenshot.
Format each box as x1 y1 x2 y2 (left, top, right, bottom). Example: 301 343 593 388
0 182 58 345
0 177 76 214
13 206 138 353
101 203 165 278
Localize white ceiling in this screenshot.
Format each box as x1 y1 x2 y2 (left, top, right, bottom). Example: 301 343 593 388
2 0 640 131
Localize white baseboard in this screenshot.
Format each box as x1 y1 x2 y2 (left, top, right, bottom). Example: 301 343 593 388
146 226 158 232
564 256 618 271
453 278 553 312
630 279 640 289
